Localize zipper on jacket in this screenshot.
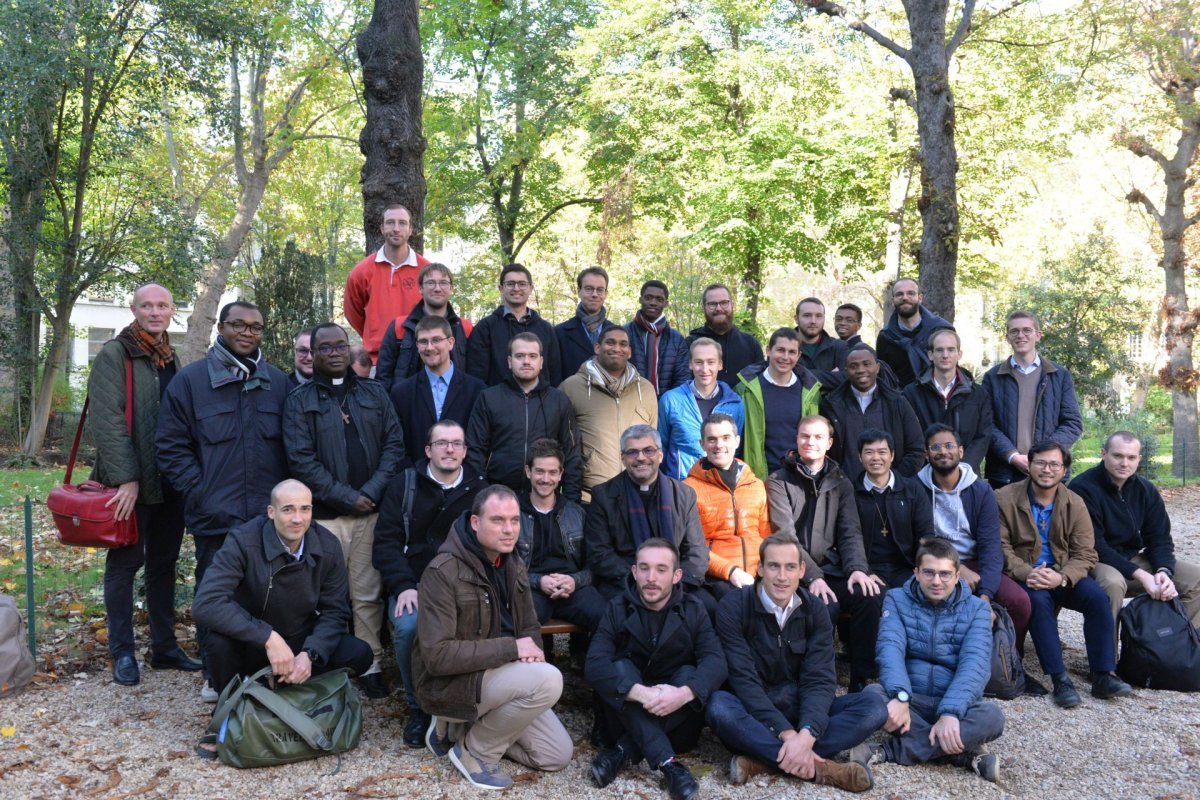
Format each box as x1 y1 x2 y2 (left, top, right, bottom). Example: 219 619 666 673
262 560 303 616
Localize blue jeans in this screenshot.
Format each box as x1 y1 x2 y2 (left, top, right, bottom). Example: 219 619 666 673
863 685 1005 766
1024 576 1115 675
706 689 887 763
389 597 419 709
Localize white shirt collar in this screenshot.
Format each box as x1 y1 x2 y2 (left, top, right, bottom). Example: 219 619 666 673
759 584 802 628
863 471 895 493
427 464 464 489
932 371 957 398
1009 353 1041 375
275 532 305 561
852 384 878 412
762 368 798 388
376 244 418 269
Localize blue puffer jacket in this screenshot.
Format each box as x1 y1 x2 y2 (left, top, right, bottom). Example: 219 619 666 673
876 576 992 720
626 319 692 395
980 357 1082 486
658 380 745 479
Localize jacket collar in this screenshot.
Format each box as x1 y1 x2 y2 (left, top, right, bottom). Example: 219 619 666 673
259 517 326 564
995 357 1058 377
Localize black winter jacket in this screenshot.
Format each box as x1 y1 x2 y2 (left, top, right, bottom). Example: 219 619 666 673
390 367 484 464
554 314 603 383
625 318 690 395
686 323 764 388
192 516 352 665
875 306 951 387
903 369 993 473
156 349 289 536
374 301 472 393
1070 463 1176 579
466 306 562 386
853 473 935 574
820 382 925 480
715 584 837 739
585 578 727 710
798 330 849 388
465 378 582 501
765 455 869 581
283 373 407 516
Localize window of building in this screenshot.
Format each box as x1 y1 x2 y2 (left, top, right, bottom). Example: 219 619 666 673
1127 331 1144 360
87 328 114 363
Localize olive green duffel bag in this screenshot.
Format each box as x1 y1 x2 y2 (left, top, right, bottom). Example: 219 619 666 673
208 665 362 768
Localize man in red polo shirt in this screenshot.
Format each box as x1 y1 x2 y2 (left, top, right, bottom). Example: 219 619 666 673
344 204 431 362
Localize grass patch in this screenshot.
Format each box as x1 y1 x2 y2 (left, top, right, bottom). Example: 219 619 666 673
0 467 65 507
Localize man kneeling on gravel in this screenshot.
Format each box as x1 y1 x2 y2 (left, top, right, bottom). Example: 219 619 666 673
190 480 373 756
413 485 573 789
850 537 1005 784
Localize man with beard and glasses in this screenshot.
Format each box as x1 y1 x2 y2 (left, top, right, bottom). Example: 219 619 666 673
158 299 290 701
467 263 563 386
626 280 690 395
875 279 950 388
686 284 763 388
289 328 313 388
556 267 612 380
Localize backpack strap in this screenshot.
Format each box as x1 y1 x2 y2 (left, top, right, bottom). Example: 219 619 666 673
402 467 416 551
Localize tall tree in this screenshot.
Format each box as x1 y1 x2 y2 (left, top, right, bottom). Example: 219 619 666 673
358 0 426 254
1121 0 1200 478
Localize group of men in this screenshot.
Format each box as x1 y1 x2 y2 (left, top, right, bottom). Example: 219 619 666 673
85 204 1199 796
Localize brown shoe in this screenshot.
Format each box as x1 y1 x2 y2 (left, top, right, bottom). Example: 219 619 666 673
813 759 874 793
729 755 772 786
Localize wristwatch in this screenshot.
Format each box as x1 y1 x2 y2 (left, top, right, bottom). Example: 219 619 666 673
893 689 910 703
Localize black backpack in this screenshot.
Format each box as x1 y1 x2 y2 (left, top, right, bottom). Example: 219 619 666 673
983 601 1025 700
1117 595 1200 692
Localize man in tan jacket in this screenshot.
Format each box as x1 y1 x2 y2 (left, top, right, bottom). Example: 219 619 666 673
994 441 1132 709
561 325 657 500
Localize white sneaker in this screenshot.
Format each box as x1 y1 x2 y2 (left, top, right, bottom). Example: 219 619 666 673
200 682 218 703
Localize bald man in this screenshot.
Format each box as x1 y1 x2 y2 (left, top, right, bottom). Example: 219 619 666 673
191 479 372 695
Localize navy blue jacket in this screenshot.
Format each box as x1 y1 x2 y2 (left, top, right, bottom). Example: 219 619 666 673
626 319 690 395
466 306 562 387
981 357 1083 486
875 306 951 387
1070 463 1175 579
798 330 848 388
390 366 485 464
554 314 602 383
374 301 472 394
156 349 289 537
916 466 1005 600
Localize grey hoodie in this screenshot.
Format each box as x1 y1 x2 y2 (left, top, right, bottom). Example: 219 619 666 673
917 462 980 560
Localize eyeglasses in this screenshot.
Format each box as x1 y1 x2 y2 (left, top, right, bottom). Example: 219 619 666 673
423 279 452 288
704 300 732 309
430 439 466 450
317 343 350 355
919 569 956 581
580 286 606 295
1030 459 1064 471
417 336 449 348
502 281 530 290
224 320 265 334
295 348 313 358
1007 327 1037 337
926 442 959 452
622 446 660 459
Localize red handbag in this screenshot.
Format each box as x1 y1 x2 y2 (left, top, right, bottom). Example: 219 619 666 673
47 357 139 548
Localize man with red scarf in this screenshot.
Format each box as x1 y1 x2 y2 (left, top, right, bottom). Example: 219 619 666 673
626 280 689 396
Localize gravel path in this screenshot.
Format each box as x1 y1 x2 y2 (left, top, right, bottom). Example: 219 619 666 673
3 487 1200 799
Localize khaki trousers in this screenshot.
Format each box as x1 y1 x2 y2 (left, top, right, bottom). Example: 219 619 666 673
1092 553 1200 628
461 660 572 769
321 514 384 671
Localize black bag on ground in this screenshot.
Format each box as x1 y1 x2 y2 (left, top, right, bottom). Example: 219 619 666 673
1117 595 1200 692
984 601 1025 699
208 665 362 768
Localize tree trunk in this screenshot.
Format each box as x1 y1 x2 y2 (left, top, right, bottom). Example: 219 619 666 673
741 205 763 325
885 161 913 277
20 308 71 457
904 0 958 322
358 0 426 255
181 174 269 364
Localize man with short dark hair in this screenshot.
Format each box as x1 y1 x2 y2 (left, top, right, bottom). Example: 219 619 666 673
627 280 690 395
820 345 924 480
834 304 863 347
794 297 848 386
373 419 487 746
851 538 1005 784
556 266 611 379
375 263 474 391
192 480 373 700
585 538 727 800
290 328 313 388
344 204 432 363
736 327 822 479
903 327 993 473
982 310 1082 489
466 263 562 386
414 485 574 789
584 425 709 602
686 284 763 387
658 337 744 479
706 532 885 792
466 332 583 501
875 278 951 387
995 441 1132 707
1071 431 1200 627
158 299 290 700
390 315 485 465
283 321 407 697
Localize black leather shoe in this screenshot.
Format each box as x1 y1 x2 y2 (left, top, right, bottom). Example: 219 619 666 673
357 672 389 699
590 746 629 788
1091 671 1133 700
150 648 202 672
1051 675 1081 709
659 758 699 800
113 655 140 686
404 708 431 748
1023 677 1049 696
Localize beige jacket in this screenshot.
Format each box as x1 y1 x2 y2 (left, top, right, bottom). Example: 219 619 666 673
994 479 1097 587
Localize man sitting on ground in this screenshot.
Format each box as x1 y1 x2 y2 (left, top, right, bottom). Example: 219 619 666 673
585 538 727 800
706 533 885 793
851 538 1004 784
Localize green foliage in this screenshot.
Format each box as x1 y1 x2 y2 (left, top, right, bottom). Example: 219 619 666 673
992 229 1149 412
249 239 333 367
1141 385 1173 430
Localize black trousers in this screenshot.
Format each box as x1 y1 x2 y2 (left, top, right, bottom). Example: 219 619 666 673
531 584 608 631
103 501 186 659
824 575 882 682
596 662 703 767
192 533 228 682
206 628 373 697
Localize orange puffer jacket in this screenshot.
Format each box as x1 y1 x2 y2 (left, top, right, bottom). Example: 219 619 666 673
685 459 772 581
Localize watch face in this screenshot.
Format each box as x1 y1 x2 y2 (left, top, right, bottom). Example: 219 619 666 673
896 690 910 702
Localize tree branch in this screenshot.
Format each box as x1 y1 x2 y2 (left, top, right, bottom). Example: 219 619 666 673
889 87 916 110
1121 134 1170 170
802 0 910 62
946 0 977 58
512 198 602 261
1126 187 1163 226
